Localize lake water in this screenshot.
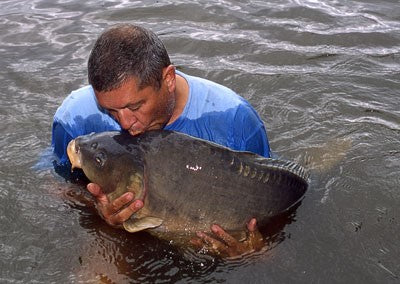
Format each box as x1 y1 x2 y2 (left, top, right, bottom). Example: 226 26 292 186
0 0 399 283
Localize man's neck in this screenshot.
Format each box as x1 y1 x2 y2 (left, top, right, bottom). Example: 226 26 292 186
168 74 189 125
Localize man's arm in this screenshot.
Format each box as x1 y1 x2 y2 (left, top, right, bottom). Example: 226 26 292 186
52 122 74 164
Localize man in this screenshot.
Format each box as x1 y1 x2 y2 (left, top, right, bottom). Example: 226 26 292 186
52 24 270 256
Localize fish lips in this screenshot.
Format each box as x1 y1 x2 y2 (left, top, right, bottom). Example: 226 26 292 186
67 139 82 171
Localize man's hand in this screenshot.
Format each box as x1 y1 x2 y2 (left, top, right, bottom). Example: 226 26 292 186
191 218 264 258
87 183 144 227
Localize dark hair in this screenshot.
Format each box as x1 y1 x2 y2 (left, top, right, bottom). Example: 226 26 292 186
88 24 171 92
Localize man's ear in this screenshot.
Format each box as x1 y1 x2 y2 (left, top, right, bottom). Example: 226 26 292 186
163 65 176 91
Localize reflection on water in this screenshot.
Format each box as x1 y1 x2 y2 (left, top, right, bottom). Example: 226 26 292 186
0 0 399 282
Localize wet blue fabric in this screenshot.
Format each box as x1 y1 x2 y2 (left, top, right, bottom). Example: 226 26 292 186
52 71 270 165
164 71 270 157
52 85 121 164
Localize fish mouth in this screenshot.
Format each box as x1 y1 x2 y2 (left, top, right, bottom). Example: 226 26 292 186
67 139 82 171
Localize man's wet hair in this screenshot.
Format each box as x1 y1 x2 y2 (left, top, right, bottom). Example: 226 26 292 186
88 24 171 92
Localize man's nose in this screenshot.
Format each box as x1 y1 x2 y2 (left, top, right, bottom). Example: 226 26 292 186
117 108 137 130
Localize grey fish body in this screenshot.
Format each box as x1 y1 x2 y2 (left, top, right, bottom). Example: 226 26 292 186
68 130 308 240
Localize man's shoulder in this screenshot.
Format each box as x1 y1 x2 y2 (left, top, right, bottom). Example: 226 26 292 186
182 72 237 97
181 72 246 112
53 84 120 132
70 85 94 96
54 85 98 119
58 85 95 108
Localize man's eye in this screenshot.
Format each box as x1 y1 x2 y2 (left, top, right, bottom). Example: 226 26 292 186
107 110 118 119
128 104 141 112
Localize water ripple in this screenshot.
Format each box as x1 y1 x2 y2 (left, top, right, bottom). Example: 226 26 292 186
1 0 400 283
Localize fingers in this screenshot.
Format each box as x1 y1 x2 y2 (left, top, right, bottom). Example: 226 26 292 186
192 219 265 258
246 218 264 251
192 225 241 257
195 231 227 255
86 183 101 196
102 192 134 217
210 224 238 248
104 199 144 226
87 183 109 206
247 218 257 232
86 183 143 227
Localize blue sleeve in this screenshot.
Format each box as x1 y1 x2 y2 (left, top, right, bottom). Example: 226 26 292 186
233 104 271 157
51 121 73 165
244 126 270 157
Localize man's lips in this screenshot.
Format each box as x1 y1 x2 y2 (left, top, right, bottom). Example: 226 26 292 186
127 122 164 136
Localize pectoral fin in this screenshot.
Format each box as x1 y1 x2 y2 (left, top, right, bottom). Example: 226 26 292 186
123 217 164 233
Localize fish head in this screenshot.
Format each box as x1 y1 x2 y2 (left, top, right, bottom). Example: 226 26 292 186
67 131 145 198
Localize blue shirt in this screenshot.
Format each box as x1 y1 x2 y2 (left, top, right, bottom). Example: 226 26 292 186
52 71 270 165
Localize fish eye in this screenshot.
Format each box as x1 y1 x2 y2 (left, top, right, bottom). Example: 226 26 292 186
94 152 106 167
91 142 98 149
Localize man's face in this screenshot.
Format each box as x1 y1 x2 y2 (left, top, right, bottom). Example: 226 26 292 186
95 76 175 136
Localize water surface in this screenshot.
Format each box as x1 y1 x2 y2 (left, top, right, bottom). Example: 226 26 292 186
0 0 399 283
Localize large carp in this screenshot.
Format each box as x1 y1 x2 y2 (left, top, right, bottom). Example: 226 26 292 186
67 130 308 241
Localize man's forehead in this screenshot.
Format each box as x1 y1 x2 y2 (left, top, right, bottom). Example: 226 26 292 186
94 78 154 109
